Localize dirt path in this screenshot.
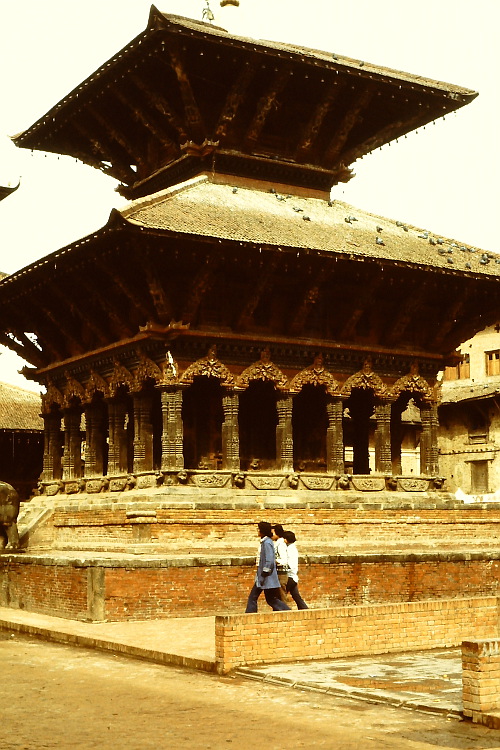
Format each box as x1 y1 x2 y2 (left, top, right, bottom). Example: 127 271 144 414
0 632 498 750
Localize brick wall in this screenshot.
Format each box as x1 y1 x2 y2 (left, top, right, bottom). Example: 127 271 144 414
462 639 500 727
2 553 500 622
37 499 500 555
215 597 499 673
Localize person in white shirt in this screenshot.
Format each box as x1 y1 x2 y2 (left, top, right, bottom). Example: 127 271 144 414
271 523 289 601
283 530 309 610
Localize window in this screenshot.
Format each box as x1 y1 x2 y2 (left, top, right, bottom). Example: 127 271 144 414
443 353 470 381
470 460 489 494
486 350 500 376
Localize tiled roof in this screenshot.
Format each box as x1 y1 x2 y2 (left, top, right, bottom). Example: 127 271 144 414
440 382 500 405
122 176 500 276
0 382 43 431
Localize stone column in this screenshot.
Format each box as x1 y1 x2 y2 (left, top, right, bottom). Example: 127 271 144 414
132 391 154 474
84 402 106 478
107 399 129 475
420 403 439 476
222 391 240 471
326 398 344 474
374 400 393 474
62 407 83 480
41 411 62 481
160 387 184 471
276 395 293 472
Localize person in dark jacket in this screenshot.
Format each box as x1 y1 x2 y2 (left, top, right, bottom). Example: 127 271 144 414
245 521 291 613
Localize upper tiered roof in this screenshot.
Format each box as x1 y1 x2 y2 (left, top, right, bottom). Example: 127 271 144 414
13 6 477 198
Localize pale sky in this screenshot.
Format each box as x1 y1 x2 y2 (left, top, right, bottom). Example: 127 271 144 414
0 0 498 390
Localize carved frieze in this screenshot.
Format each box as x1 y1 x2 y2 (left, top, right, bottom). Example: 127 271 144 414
86 369 110 400
133 352 162 389
246 474 285 490
180 346 234 387
109 360 135 397
391 365 433 405
340 358 387 399
42 381 65 414
236 348 288 391
289 355 339 395
63 372 87 406
300 475 335 491
193 473 231 488
351 476 386 492
398 478 430 492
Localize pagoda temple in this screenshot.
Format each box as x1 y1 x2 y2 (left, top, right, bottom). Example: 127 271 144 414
1 8 500 620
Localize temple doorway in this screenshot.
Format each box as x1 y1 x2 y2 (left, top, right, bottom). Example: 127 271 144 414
292 384 328 472
391 394 423 475
182 377 224 469
239 380 278 471
343 388 375 474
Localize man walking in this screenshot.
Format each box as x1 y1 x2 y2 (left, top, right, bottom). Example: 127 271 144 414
245 521 291 613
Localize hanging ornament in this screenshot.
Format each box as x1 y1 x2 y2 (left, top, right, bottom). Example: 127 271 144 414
220 0 240 6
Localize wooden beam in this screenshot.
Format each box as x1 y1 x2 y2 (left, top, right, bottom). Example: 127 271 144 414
87 105 144 173
111 86 178 155
294 81 345 162
431 288 471 348
77 275 134 340
95 254 155 324
339 269 384 339
215 62 257 140
324 88 374 166
244 67 291 147
166 44 205 142
130 71 188 142
341 112 424 166
384 284 427 346
0 298 64 364
143 254 174 325
181 254 221 325
289 268 330 336
236 258 278 331
0 330 47 369
70 119 136 184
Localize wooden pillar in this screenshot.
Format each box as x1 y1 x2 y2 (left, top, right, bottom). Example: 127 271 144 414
222 390 240 471
42 411 62 481
374 399 393 473
62 407 83 480
107 399 129 475
276 395 293 472
326 398 344 474
84 402 106 477
132 391 154 474
390 403 403 475
160 387 184 471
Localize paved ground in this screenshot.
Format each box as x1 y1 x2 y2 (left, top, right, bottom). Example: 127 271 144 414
0 606 465 719
2 632 500 750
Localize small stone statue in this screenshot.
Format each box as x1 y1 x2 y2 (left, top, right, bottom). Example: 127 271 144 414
0 481 20 552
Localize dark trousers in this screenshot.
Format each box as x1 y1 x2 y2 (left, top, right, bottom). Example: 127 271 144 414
286 578 308 610
245 583 291 613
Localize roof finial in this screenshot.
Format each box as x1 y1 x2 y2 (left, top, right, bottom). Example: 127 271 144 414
202 0 215 22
